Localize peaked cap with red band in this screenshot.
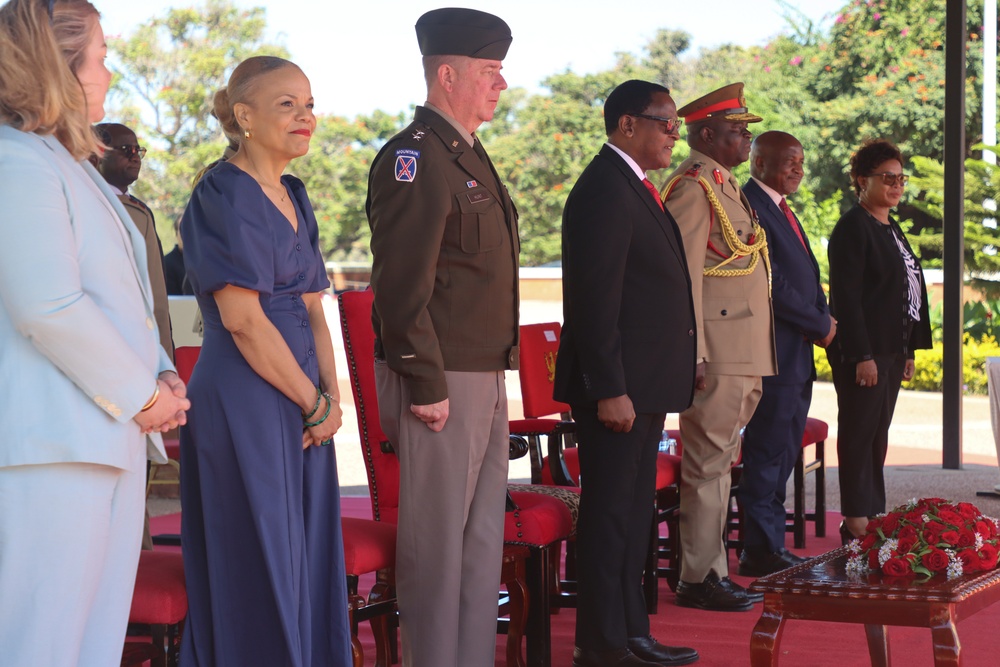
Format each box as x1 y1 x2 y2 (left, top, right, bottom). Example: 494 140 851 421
416 8 512 60
677 82 762 124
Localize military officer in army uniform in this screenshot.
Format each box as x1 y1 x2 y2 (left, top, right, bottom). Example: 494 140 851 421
660 83 777 612
96 123 173 362
366 9 519 667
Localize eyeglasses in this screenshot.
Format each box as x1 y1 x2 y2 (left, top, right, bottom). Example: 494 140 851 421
872 172 908 187
114 145 147 159
632 113 683 135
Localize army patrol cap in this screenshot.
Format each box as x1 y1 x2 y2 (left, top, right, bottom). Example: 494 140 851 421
677 82 762 124
415 8 512 60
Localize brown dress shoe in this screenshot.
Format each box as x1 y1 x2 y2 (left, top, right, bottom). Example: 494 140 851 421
627 635 699 665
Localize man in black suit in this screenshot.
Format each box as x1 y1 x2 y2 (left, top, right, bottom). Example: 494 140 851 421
555 80 699 667
737 131 836 576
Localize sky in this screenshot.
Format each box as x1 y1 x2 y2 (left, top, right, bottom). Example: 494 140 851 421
94 0 846 118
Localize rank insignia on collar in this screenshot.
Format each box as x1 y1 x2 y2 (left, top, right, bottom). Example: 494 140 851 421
466 180 478 188
411 130 425 141
451 140 459 148
394 148 420 182
713 169 724 185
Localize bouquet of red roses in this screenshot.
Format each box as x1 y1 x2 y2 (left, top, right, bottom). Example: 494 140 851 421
845 497 1000 579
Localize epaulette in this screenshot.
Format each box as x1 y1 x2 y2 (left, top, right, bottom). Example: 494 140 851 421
125 194 151 214
684 162 704 179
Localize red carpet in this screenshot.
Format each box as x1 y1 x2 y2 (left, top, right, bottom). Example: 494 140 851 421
150 502 1000 666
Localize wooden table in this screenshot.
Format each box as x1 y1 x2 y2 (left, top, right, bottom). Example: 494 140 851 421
749 547 1000 666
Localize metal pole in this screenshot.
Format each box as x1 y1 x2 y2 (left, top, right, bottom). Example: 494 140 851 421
942 0 967 470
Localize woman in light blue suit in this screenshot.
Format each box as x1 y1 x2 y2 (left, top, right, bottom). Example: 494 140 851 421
0 1 190 665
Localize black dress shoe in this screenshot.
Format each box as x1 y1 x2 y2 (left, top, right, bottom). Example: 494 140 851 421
737 548 808 577
728 575 764 603
627 635 700 665
840 521 862 545
572 646 661 667
674 571 754 611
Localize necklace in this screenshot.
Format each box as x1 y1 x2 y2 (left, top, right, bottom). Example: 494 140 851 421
241 155 287 203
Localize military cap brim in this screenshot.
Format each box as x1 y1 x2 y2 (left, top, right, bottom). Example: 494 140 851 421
416 8 512 60
678 82 762 124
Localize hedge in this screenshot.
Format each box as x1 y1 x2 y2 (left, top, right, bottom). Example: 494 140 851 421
813 335 1000 395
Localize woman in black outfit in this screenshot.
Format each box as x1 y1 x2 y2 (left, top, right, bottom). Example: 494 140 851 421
826 139 933 542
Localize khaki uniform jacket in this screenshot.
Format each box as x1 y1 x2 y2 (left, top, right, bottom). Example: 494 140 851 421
662 150 776 377
118 194 173 362
367 106 520 405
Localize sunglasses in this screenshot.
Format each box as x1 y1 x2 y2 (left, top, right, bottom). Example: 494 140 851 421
632 113 684 135
871 172 909 187
114 145 148 159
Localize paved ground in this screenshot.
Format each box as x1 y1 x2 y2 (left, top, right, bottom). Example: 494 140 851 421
150 298 1000 517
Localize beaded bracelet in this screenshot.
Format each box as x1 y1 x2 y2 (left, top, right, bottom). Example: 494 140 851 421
303 392 333 428
302 387 323 420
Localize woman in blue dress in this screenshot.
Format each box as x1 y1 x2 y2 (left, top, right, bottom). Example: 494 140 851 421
178 56 351 666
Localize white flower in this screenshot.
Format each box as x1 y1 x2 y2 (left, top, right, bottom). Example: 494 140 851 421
975 533 984 550
878 539 898 567
846 554 870 578
946 551 963 580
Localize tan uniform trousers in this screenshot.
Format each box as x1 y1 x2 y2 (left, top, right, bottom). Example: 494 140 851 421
375 363 510 667
679 373 762 582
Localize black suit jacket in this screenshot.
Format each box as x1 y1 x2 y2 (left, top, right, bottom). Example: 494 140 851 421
743 180 829 385
827 203 932 363
554 145 696 413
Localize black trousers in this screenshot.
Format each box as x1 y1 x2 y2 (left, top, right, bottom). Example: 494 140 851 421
830 353 906 517
572 406 662 651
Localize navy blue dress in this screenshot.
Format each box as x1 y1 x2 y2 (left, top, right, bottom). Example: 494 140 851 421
178 162 351 667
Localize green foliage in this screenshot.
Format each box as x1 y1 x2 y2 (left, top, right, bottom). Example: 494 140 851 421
104 0 1000 268
812 333 1000 395
927 299 1000 344
108 0 289 245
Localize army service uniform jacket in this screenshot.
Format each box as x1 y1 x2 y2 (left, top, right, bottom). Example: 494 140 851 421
662 149 776 377
367 106 520 405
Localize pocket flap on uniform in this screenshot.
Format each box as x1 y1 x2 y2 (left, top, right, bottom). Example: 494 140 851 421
702 297 753 321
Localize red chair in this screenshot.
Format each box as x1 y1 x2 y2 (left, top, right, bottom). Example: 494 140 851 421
338 289 566 667
512 322 683 605
786 417 828 548
342 516 398 667
125 551 188 667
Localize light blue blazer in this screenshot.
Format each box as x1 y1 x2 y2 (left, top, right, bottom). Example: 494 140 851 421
0 126 170 469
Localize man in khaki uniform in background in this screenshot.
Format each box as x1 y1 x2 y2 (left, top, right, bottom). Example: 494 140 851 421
96 123 173 361
660 83 776 612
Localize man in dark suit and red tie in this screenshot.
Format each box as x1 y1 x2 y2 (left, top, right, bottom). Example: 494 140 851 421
555 80 699 667
737 131 837 576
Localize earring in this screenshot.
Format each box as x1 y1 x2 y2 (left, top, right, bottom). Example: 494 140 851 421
244 128 252 140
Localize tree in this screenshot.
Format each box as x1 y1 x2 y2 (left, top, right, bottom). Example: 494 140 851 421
107 0 288 243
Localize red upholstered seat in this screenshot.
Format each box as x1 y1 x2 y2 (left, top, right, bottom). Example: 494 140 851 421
127 550 187 665
130 551 187 625
342 517 396 576
505 491 574 547
802 417 829 446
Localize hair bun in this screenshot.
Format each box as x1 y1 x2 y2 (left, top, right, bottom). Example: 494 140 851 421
213 86 240 138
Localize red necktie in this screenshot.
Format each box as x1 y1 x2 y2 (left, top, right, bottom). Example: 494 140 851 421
642 178 664 211
779 197 807 249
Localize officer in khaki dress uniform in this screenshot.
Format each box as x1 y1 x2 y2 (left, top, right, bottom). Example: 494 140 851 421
660 83 777 612
366 9 519 667
96 123 173 361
